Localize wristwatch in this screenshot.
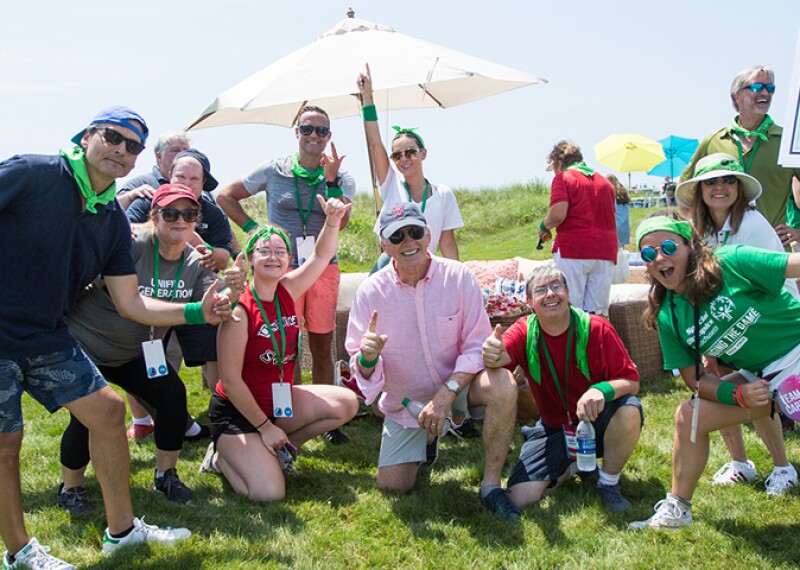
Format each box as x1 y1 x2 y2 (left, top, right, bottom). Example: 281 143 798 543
445 378 461 395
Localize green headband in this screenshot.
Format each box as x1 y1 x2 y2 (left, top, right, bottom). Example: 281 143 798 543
245 226 292 254
391 126 425 149
635 216 694 249
693 156 745 178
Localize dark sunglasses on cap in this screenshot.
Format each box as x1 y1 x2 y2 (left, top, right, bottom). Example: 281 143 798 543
744 82 776 93
390 147 419 162
159 207 200 223
298 124 331 137
701 175 738 186
93 127 145 155
640 239 679 263
387 226 425 245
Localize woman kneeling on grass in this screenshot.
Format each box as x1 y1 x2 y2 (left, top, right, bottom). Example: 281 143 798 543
630 214 799 530
203 196 359 501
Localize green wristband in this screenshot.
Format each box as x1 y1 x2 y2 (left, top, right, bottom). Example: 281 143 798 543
716 382 737 406
184 302 206 325
539 220 548 233
593 381 615 402
362 104 378 122
203 241 215 253
326 186 344 199
242 218 259 233
358 353 379 369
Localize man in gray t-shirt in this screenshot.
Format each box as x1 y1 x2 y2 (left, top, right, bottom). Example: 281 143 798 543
217 106 355 443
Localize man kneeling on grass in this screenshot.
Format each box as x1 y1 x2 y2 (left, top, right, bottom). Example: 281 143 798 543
345 203 520 521
482 266 643 511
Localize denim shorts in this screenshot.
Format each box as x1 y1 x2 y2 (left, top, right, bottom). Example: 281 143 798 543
0 346 107 432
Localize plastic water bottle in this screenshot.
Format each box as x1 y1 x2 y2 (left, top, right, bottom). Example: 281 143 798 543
402 398 451 436
576 419 597 472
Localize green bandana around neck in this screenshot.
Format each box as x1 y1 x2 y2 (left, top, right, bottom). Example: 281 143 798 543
245 226 292 254
565 161 595 176
391 126 425 149
59 147 117 214
291 154 325 185
526 306 591 385
635 216 693 249
730 114 774 142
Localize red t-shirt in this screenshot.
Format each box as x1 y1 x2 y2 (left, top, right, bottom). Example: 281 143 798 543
551 169 617 262
503 314 639 428
215 283 299 416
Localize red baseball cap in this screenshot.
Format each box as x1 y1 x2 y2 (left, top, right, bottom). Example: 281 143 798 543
151 184 200 208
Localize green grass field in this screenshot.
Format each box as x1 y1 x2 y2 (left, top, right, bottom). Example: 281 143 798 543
13 186 800 568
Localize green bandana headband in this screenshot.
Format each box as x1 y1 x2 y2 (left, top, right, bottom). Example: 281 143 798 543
245 226 292 254
730 114 773 142
565 161 595 176
59 147 117 214
635 216 693 249
693 156 745 178
391 126 425 149
291 154 325 185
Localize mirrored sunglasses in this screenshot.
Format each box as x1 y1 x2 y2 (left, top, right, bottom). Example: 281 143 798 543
94 127 145 155
640 239 679 263
387 226 425 245
298 124 331 137
160 207 200 223
701 175 738 186
390 148 419 162
744 82 775 93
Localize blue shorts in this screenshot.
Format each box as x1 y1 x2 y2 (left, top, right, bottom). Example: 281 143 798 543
0 346 107 432
507 394 643 488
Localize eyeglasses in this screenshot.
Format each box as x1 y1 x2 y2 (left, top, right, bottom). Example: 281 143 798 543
159 207 200 222
298 124 331 137
253 247 288 258
387 226 425 245
531 282 566 297
701 175 738 186
93 127 145 155
390 148 419 162
640 239 679 263
743 83 776 93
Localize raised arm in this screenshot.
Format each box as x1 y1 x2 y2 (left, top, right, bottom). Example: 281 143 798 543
357 64 390 185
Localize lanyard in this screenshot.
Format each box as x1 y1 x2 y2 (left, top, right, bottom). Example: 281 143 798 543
403 181 430 213
293 175 323 235
540 313 575 424
151 235 185 339
251 284 286 381
731 134 761 174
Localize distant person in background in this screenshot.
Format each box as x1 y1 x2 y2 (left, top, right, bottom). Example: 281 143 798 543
608 174 631 247
118 131 190 205
357 65 464 273
662 176 677 207
538 141 617 316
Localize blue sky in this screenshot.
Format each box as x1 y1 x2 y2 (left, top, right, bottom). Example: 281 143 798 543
2 1 799 192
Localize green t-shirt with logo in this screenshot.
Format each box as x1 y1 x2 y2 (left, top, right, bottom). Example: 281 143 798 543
658 244 800 372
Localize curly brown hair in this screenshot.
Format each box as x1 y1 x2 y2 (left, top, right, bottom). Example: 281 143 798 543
546 140 583 171
642 210 723 330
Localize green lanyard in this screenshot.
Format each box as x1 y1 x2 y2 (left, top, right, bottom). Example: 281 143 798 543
732 136 761 174
540 313 575 424
151 235 185 339
251 284 287 381
403 181 430 213
293 175 323 235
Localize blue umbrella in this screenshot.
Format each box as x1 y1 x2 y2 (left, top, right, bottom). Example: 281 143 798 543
647 135 699 179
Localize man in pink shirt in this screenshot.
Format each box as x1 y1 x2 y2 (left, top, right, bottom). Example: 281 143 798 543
345 203 520 521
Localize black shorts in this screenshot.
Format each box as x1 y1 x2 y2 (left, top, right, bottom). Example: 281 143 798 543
208 392 273 443
167 324 218 366
507 394 643 488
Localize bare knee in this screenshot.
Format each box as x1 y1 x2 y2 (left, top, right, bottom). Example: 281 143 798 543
377 467 417 493
339 391 359 422
244 485 285 502
612 404 642 431
0 431 23 463
377 479 415 494
479 369 518 406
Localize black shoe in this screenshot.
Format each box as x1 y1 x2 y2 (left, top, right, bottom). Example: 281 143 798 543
56 483 93 515
480 488 522 522
154 468 193 504
595 482 632 512
450 418 481 439
421 436 439 468
184 424 211 442
321 428 349 445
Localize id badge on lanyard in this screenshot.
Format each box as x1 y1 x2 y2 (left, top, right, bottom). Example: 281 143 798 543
296 235 315 266
562 423 578 460
142 339 168 379
272 382 293 418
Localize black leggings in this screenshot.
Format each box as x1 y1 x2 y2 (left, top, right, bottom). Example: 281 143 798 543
60 357 188 470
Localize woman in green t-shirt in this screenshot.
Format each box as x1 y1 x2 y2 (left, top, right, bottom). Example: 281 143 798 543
629 215 800 531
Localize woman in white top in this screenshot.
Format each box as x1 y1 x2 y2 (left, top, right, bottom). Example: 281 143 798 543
679 152 794 494
357 65 464 271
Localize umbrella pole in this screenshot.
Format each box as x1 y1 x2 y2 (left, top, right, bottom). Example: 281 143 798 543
628 172 631 191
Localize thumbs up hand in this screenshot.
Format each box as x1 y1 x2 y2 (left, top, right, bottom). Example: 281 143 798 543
482 324 508 367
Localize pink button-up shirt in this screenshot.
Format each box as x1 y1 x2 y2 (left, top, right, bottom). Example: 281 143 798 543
346 256 491 428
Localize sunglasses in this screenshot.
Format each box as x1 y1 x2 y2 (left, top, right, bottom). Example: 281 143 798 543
744 82 776 93
390 148 419 162
387 226 425 244
531 282 566 297
159 207 200 223
93 127 145 155
298 124 331 137
640 239 679 263
701 175 738 186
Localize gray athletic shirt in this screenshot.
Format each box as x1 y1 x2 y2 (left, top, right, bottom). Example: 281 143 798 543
67 229 216 367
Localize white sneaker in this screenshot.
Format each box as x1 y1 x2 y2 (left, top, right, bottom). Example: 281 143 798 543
765 465 798 497
629 495 692 530
1 538 75 570
198 442 219 474
102 517 191 553
712 460 758 485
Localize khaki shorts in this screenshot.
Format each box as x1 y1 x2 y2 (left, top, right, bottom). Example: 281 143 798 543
294 263 340 334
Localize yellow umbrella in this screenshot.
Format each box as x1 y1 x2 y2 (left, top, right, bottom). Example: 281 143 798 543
594 134 666 188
